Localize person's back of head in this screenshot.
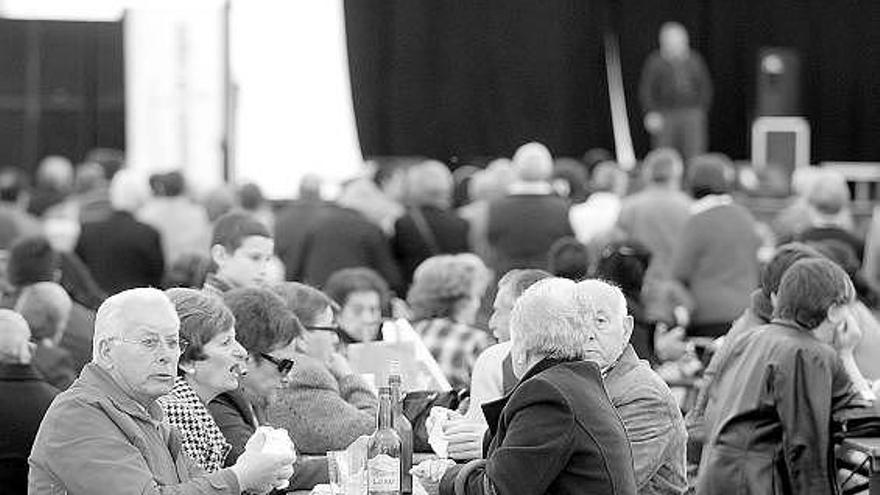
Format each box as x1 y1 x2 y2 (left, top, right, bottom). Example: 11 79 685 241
238 183 266 212
269 281 337 326
591 161 627 196
109 169 151 213
0 309 32 364
204 186 237 223
642 148 684 187
0 167 28 204
37 156 74 192
6 235 60 289
760 243 822 299
773 257 855 331
151 171 185 198
221 287 301 355
512 142 553 183
805 169 850 219
83 148 125 182
73 162 107 195
659 21 689 58
405 160 454 209
688 153 735 199
594 241 652 299
547 237 591 281
407 253 490 321
498 268 552 299
15 282 72 345
164 253 212 289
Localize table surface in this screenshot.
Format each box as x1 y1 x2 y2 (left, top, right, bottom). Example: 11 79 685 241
291 453 439 494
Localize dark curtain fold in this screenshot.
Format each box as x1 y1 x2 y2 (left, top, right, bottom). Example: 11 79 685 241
345 0 880 163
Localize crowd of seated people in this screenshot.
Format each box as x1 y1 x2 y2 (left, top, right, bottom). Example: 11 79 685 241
0 142 878 495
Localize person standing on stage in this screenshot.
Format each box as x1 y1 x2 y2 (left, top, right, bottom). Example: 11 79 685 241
639 22 713 162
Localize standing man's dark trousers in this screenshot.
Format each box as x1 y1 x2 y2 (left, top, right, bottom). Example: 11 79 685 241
653 107 707 162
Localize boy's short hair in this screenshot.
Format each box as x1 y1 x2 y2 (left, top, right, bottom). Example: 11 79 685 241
211 211 271 252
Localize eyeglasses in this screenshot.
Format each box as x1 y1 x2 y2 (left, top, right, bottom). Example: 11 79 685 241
259 352 294 375
114 334 189 354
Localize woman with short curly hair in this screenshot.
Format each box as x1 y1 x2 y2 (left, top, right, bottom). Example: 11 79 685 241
406 253 493 389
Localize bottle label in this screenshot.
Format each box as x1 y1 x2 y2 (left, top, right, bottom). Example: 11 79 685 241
368 453 400 491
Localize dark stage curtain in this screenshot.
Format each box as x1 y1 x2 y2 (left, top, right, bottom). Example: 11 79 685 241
344 0 880 164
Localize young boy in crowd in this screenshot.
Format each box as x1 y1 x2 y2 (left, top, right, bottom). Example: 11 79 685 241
203 211 275 296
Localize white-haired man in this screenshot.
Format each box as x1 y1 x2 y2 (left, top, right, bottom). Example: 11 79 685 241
574 279 687 494
487 142 573 275
29 288 294 494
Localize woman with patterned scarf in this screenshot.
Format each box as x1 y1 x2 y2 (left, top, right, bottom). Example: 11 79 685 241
157 288 247 472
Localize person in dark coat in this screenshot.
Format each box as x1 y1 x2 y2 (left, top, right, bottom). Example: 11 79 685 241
414 278 636 495
696 258 874 495
487 142 573 276
296 189 402 294
392 161 470 288
274 174 329 281
0 310 58 495
75 170 165 294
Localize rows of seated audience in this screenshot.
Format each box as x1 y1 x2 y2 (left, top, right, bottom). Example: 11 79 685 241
0 142 879 494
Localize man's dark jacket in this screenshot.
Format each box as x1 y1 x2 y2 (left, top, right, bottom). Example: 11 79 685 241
0 363 58 494
440 358 637 495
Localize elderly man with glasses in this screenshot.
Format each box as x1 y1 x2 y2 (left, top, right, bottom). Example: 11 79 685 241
28 288 295 494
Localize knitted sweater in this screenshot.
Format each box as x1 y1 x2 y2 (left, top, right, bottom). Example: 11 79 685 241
266 353 377 454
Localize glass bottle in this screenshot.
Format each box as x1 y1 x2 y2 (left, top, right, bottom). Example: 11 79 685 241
389 365 413 494
368 386 401 495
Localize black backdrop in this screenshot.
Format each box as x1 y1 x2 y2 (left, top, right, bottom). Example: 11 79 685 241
344 0 880 164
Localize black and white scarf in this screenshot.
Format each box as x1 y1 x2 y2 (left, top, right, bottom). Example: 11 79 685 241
158 377 231 473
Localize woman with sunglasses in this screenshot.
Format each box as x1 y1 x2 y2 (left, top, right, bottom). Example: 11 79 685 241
266 282 378 454
209 287 330 489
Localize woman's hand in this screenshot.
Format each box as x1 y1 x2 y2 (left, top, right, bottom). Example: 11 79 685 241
411 459 456 495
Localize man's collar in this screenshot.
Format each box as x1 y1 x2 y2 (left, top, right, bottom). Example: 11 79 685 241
603 345 639 381
79 363 165 425
508 181 554 195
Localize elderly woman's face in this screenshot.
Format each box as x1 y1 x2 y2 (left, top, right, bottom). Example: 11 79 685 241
186 326 247 399
581 303 632 371
339 291 382 342
242 341 297 399
105 305 182 405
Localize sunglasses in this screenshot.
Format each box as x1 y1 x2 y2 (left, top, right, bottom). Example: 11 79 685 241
258 352 294 375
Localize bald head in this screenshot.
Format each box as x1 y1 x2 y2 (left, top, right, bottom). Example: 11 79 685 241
37 155 74 191
0 309 31 364
512 142 553 183
93 288 180 362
